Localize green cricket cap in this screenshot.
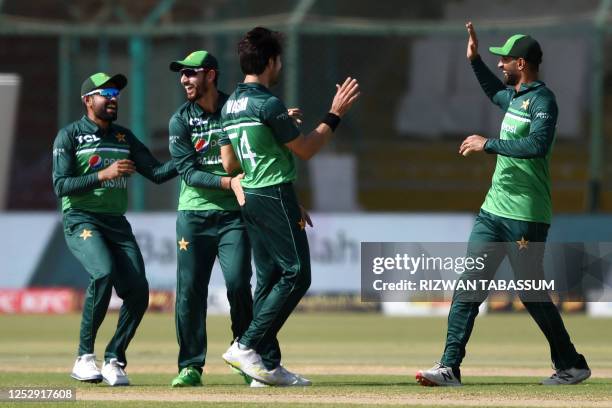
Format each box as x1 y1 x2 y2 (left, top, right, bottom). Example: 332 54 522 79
80 72 127 97
489 34 543 64
169 50 219 72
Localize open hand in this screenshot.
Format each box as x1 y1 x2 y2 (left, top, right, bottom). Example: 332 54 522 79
330 77 360 117
466 21 479 61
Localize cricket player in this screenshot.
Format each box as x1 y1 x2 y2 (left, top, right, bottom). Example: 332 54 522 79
53 72 177 386
167 50 253 387
416 23 590 386
219 27 360 386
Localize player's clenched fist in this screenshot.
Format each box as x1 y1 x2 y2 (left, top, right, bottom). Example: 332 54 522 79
287 108 303 126
466 21 479 61
459 134 487 156
330 77 360 117
97 159 136 181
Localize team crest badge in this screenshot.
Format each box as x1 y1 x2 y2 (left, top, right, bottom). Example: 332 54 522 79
521 99 530 110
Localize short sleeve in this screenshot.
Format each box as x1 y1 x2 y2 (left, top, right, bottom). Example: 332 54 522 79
260 97 300 144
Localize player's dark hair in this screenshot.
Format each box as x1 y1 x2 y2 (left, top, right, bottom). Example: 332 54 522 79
238 27 283 75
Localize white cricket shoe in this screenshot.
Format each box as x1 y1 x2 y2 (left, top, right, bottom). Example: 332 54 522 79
101 358 130 386
541 367 591 385
70 354 102 383
222 342 276 385
250 379 269 388
416 362 462 387
274 365 312 386
250 365 312 387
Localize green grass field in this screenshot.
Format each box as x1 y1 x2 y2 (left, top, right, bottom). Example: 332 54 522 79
0 312 611 407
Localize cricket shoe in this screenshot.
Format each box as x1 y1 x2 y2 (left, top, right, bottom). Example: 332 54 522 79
541 355 591 385
70 354 102 383
250 365 312 387
222 341 276 385
171 367 203 387
416 362 462 387
101 358 130 386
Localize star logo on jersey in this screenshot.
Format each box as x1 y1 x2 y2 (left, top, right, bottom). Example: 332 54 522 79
516 237 529 250
178 237 190 251
80 229 93 240
298 219 306 231
194 138 209 153
521 99 530 110
88 154 103 170
115 132 126 143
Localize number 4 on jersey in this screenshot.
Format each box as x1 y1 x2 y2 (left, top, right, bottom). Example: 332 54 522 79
238 131 257 166
228 130 257 167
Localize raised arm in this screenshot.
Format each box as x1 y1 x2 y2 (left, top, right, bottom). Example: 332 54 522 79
466 22 512 111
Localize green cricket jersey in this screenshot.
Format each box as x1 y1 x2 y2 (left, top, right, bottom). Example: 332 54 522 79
220 82 300 188
169 92 239 211
471 56 558 224
52 115 177 215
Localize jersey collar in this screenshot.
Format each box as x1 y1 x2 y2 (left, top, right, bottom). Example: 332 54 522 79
516 80 545 95
238 82 270 93
191 91 228 117
79 115 116 134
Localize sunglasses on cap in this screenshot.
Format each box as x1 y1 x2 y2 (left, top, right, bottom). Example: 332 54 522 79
180 67 207 77
84 88 121 99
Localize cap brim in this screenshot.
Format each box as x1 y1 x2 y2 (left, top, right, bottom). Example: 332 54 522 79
104 74 128 90
169 61 183 72
489 46 510 56
170 60 199 71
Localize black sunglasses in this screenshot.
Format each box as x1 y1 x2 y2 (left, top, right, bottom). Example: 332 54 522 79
180 68 206 77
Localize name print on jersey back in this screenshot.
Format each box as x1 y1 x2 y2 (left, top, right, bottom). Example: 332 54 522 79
226 97 249 114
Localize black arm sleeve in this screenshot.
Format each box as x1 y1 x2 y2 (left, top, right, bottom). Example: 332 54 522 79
470 56 513 111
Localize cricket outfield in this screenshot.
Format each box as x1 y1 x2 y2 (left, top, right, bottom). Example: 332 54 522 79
0 313 610 407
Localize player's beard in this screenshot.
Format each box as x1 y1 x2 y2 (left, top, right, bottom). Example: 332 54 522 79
94 101 117 122
503 69 520 86
187 81 208 102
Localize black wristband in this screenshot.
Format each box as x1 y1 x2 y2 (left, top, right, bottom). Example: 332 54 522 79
321 112 341 132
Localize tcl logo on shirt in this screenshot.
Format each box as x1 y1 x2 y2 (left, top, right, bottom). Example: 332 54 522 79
189 118 208 126
76 134 101 144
